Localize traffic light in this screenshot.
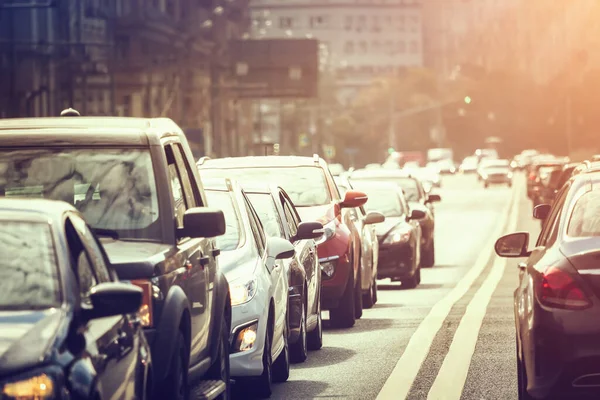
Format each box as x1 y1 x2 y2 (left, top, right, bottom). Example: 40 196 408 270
388 147 395 154
464 96 472 104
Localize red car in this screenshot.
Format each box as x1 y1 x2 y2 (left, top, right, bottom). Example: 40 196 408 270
198 155 368 328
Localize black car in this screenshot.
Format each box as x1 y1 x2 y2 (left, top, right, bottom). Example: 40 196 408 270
349 169 440 268
0 114 231 400
351 181 425 288
495 165 600 399
0 198 151 399
243 182 324 362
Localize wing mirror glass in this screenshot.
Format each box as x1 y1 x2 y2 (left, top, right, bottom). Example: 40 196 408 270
532 204 551 220
494 232 530 258
364 211 385 225
294 221 324 241
426 194 441 203
408 209 426 220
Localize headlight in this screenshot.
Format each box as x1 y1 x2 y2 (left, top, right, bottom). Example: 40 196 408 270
315 219 336 245
383 230 411 244
2 374 54 399
230 277 257 306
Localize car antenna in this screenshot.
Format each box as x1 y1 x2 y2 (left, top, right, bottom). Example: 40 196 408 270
60 108 81 117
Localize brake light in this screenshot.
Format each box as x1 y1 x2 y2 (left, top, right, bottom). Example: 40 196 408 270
529 172 536 181
131 280 154 326
539 267 591 310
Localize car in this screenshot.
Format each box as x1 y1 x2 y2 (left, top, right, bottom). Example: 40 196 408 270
435 159 457 174
241 182 325 361
203 179 294 397
495 164 600 399
478 159 513 188
411 166 442 189
459 155 479 173
0 113 232 400
328 163 345 176
334 176 385 308
198 155 368 328
536 162 580 208
526 158 566 205
350 181 425 288
0 198 151 399
349 169 441 268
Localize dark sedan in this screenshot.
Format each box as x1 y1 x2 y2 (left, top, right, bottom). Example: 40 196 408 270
495 165 600 399
353 181 425 289
0 199 150 400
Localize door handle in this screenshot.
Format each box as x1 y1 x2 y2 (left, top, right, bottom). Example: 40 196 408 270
212 248 221 257
200 256 210 266
518 262 527 270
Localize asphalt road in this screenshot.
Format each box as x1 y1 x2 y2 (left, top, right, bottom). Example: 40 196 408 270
227 173 538 400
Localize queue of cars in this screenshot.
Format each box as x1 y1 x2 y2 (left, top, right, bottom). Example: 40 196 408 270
0 111 444 399
495 155 600 399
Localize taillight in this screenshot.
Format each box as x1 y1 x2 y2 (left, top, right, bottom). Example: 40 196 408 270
539 267 591 310
529 172 536 181
131 280 154 326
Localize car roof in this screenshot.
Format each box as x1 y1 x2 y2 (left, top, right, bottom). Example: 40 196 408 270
0 116 184 146
198 155 325 169
349 180 399 191
350 169 411 178
0 198 75 222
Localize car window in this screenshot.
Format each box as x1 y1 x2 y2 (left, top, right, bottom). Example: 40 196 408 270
359 188 404 217
537 185 569 247
65 218 97 304
351 176 419 202
246 193 284 238
282 197 299 238
0 220 60 309
70 215 112 283
204 190 242 251
172 144 198 208
567 190 600 237
165 145 187 230
201 166 331 206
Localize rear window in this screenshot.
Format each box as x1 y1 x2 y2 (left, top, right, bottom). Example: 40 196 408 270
0 221 59 309
204 190 242 251
351 176 419 202
567 190 600 237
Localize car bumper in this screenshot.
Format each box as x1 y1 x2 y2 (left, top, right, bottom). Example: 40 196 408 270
521 305 600 398
376 241 414 279
229 297 270 377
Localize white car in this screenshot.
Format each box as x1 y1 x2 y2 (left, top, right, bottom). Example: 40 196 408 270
459 156 479 173
204 178 294 397
435 159 456 174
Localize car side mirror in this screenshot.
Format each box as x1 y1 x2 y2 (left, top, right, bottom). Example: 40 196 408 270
426 194 441 203
294 221 324 241
533 204 551 220
340 190 368 208
84 282 142 320
494 232 530 258
408 209 426 220
364 211 385 225
267 236 295 260
178 207 226 239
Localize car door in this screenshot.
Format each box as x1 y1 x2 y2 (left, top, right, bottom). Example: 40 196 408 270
164 143 209 364
66 214 138 399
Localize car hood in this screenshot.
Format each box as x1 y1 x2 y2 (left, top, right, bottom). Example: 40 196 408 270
219 247 259 283
375 216 404 239
296 204 334 223
0 308 65 375
101 240 173 280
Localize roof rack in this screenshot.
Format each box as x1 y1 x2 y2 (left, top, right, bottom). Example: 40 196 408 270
313 154 320 165
60 108 81 117
197 156 211 166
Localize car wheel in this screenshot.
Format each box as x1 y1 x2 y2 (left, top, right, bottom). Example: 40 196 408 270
484 182 489 188
207 316 231 399
421 240 435 268
156 331 189 400
307 292 323 350
289 302 308 363
363 279 375 309
329 267 356 328
354 267 363 319
402 255 420 289
252 322 273 398
372 277 378 305
517 341 534 400
272 322 290 383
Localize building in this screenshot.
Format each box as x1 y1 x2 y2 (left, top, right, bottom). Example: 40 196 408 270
250 0 424 104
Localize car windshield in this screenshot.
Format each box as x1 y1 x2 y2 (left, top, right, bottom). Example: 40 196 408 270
567 190 600 237
246 193 284 238
351 176 420 201
204 190 242 251
0 221 59 309
359 188 404 217
201 166 331 207
0 148 160 241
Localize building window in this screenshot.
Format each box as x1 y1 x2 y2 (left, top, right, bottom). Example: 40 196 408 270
385 41 393 54
396 15 405 31
344 41 354 54
385 15 393 27
410 40 420 53
357 15 366 32
359 41 367 53
280 17 293 28
345 15 353 30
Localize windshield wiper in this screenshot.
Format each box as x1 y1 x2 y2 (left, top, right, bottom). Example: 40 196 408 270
92 228 119 240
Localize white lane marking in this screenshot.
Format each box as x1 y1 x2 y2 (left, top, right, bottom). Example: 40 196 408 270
376 182 518 400
427 181 521 400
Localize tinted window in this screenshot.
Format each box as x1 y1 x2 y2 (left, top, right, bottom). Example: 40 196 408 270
0 148 160 240
247 193 284 238
0 221 59 309
282 198 299 238
567 190 600 237
205 190 242 251
173 144 198 208
201 166 331 206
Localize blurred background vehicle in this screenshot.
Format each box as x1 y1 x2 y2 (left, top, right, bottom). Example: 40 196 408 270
479 159 513 188
459 155 480 173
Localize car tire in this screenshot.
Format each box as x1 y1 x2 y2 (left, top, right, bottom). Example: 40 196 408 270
362 280 374 309
250 322 273 398
517 340 534 400
272 323 290 383
156 331 189 400
484 182 489 188
354 267 363 319
372 277 378 305
289 302 308 363
307 292 323 350
207 316 231 399
329 267 356 328
421 240 435 268
402 255 420 289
